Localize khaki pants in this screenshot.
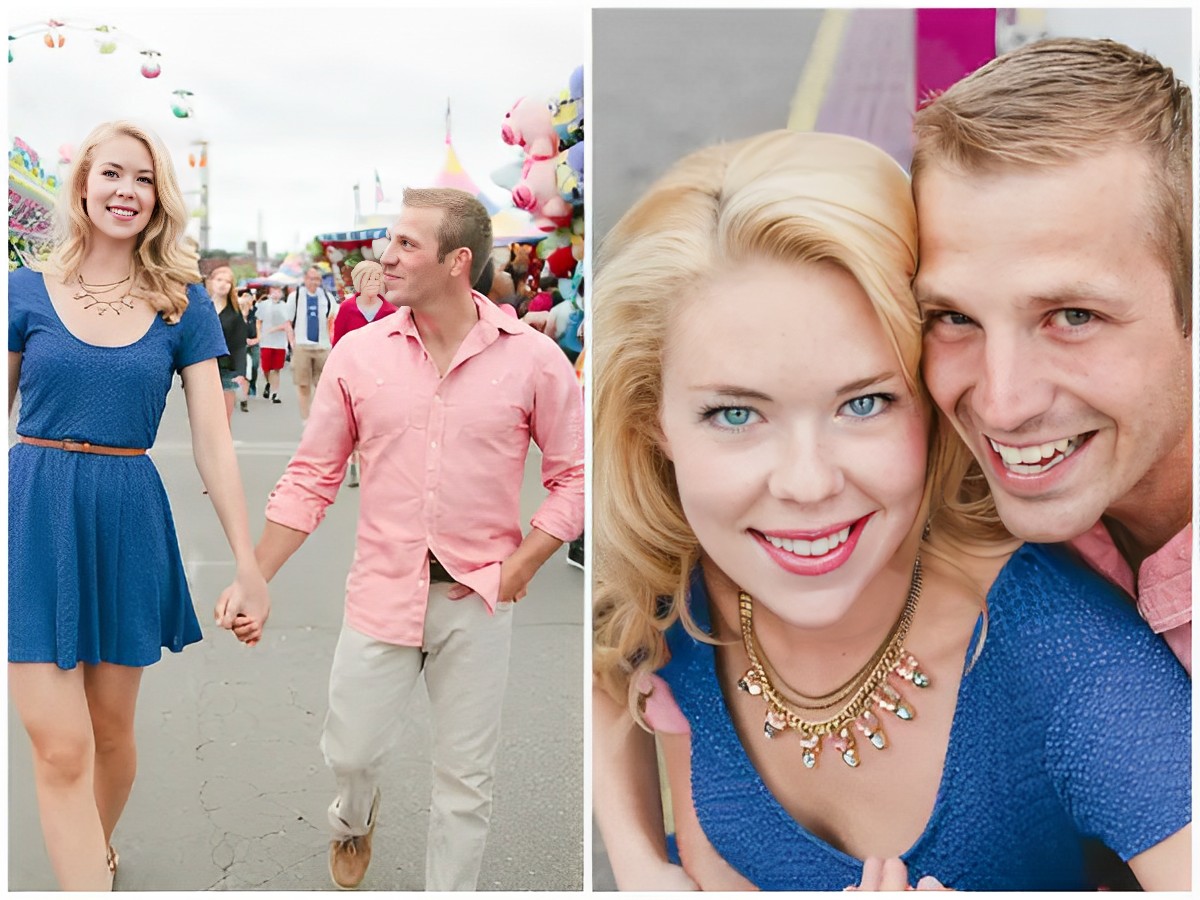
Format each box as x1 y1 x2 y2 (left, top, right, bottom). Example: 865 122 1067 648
320 583 516 891
291 344 329 390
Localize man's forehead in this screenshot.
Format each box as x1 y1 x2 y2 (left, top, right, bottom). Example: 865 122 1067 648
390 205 444 237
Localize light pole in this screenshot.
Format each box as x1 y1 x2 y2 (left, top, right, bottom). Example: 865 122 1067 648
188 140 209 253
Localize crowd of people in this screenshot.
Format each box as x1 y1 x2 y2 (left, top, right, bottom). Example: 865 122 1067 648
9 114 584 891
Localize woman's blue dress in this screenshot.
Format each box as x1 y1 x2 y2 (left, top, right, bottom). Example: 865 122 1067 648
9 266 227 669
658 543 1191 890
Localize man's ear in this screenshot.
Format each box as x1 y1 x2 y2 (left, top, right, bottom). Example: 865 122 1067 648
449 247 472 279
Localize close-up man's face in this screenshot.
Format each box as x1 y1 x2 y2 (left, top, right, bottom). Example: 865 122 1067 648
914 146 1192 543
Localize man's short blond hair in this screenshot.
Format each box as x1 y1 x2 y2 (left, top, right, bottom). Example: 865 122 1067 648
402 187 493 285
912 37 1191 331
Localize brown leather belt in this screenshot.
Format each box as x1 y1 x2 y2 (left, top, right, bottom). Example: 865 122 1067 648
18 435 147 456
428 553 454 584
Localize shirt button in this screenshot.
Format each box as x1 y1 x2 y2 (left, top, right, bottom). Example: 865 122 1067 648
376 378 384 385
418 578 425 587
431 441 437 449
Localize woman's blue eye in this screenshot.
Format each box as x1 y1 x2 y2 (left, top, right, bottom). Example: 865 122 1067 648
718 407 752 427
841 394 892 418
701 406 759 430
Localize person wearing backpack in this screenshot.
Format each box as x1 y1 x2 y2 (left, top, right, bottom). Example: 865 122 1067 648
283 266 336 423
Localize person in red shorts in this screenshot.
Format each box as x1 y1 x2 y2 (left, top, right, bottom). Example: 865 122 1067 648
257 285 289 404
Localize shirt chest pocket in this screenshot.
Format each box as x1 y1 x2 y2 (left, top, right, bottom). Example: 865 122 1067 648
352 377 416 439
448 392 529 442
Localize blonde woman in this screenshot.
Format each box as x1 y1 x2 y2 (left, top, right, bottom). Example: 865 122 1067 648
204 264 248 425
592 130 1190 891
8 120 269 890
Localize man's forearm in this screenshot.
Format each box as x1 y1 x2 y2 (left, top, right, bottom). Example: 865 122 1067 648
509 526 563 580
256 518 309 582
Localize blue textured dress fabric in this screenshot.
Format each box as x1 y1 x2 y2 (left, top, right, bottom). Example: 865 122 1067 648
658 542 1191 890
9 267 227 669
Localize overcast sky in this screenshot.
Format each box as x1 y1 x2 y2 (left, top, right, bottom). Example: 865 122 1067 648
8 4 586 256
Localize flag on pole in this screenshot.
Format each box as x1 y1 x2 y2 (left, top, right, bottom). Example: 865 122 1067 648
374 169 384 203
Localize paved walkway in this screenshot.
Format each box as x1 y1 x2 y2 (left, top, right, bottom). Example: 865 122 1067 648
9 366 584 890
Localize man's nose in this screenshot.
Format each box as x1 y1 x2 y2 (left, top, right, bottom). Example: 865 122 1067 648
971 333 1053 433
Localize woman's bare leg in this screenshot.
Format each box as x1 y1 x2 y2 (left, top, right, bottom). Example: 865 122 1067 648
84 662 144 850
10 662 112 890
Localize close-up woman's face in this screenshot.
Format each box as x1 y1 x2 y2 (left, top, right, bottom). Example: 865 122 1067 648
81 133 157 242
657 256 928 630
207 268 233 300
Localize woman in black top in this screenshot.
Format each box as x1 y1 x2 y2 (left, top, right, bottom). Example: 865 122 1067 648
205 265 247 425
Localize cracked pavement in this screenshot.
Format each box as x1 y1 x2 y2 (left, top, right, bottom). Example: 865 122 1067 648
9 367 584 891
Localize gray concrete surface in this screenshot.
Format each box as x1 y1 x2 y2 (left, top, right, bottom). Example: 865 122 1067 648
9 364 583 891
592 8 824 242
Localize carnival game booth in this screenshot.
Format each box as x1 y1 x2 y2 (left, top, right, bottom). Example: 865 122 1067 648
315 119 544 295
9 138 59 270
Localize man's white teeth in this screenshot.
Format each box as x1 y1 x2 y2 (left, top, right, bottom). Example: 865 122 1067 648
988 436 1080 474
765 526 851 558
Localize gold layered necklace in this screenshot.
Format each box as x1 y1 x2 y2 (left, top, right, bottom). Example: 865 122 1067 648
735 555 930 769
74 273 134 315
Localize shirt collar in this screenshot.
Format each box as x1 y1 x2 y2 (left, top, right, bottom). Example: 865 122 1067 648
387 290 523 338
1071 521 1192 633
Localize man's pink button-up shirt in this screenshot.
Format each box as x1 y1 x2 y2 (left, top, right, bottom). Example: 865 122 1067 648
1071 522 1192 674
265 292 585 646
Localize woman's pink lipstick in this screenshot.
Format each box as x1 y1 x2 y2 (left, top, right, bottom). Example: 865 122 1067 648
751 513 874 576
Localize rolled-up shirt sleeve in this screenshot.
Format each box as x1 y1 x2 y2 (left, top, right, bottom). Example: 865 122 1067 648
528 342 585 542
264 344 356 533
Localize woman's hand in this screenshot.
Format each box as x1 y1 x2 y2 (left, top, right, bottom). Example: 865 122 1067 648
215 569 271 646
847 858 950 891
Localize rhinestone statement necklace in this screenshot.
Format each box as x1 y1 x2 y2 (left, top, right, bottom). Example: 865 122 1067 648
735 556 930 769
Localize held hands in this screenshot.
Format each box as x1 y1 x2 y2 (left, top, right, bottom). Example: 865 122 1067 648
847 858 950 891
214 568 271 647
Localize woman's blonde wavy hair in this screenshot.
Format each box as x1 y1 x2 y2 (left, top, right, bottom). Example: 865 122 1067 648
39 120 200 324
592 129 1011 717
205 265 237 311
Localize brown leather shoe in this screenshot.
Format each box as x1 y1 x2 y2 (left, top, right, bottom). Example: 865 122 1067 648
329 792 379 890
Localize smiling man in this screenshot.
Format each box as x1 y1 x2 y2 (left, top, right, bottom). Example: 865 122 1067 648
912 38 1192 671
239 187 584 889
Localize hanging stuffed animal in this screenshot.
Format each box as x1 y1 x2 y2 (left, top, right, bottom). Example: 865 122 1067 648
501 96 560 161
512 152 574 231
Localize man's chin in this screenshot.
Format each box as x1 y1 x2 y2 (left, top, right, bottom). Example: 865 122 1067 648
990 494 1104 544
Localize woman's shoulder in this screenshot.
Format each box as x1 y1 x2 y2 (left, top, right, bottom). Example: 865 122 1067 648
984 542 1163 660
9 265 48 303
173 281 221 333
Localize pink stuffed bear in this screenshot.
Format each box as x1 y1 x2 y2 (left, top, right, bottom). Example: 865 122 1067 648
501 96 560 161
512 154 573 231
